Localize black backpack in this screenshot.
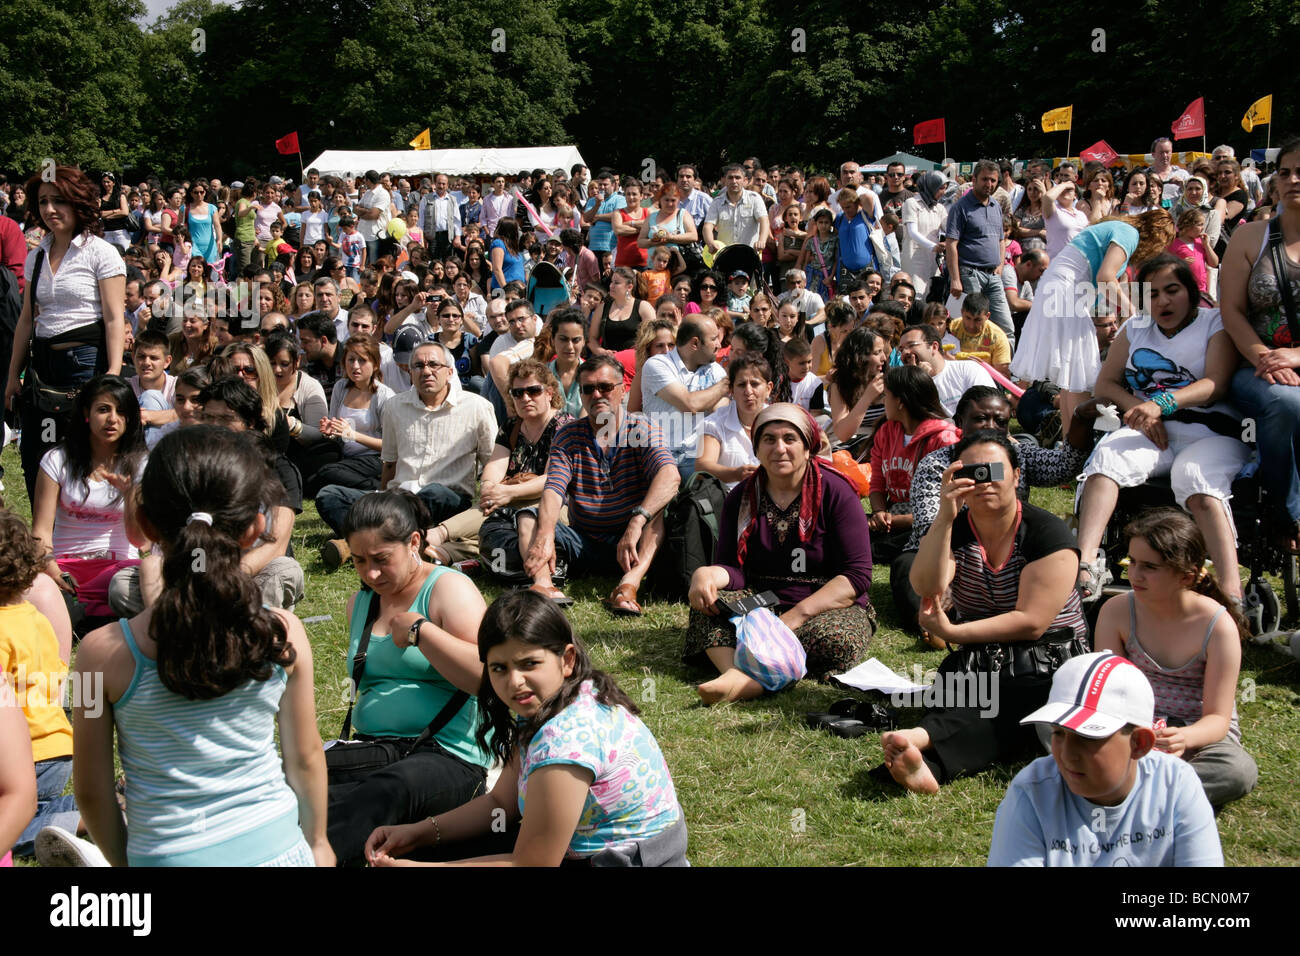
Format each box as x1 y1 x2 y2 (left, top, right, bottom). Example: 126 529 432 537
649 472 728 596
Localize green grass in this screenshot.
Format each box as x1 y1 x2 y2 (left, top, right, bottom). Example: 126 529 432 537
10 445 1298 866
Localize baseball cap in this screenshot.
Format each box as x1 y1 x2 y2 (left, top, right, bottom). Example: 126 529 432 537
231 180 245 189
1020 652 1154 739
392 325 425 365
269 175 284 185
729 270 749 280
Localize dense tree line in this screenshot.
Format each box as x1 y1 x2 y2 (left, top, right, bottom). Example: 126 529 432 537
0 0 1292 180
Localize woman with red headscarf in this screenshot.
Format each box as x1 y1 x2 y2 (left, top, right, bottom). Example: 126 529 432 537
685 403 876 703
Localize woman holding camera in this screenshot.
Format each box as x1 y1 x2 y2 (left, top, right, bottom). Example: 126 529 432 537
882 431 1087 795
685 404 876 704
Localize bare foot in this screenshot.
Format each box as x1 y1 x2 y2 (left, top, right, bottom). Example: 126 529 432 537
697 669 764 705
880 731 940 794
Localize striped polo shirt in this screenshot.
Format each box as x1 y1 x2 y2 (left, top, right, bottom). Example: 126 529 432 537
949 501 1088 643
545 414 676 541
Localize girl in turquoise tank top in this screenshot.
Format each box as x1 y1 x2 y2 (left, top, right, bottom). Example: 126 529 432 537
72 426 332 866
326 490 490 866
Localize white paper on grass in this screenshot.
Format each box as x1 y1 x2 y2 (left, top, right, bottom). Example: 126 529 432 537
833 658 930 694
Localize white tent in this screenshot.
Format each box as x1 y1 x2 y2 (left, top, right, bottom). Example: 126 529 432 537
303 146 588 179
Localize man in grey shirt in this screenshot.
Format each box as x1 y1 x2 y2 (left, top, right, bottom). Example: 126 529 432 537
944 160 1014 347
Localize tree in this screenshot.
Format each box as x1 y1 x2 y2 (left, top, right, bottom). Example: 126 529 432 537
0 0 149 175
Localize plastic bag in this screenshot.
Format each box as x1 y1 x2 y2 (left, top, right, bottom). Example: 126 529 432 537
829 450 871 497
732 606 807 691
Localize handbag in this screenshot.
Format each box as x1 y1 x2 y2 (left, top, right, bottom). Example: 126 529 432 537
325 588 471 786
950 626 1090 681
20 248 101 416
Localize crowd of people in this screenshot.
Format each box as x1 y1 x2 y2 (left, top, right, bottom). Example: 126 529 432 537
0 133 1297 868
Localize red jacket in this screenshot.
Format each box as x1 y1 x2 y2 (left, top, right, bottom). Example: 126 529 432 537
869 417 960 505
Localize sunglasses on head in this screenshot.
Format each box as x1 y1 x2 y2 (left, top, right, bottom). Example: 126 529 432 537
580 381 618 396
509 384 546 399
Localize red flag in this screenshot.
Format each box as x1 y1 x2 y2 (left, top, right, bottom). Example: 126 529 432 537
913 118 946 146
1079 140 1119 165
275 131 300 155
1171 98 1205 141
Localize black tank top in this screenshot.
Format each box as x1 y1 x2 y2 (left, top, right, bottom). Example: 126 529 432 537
600 296 644 352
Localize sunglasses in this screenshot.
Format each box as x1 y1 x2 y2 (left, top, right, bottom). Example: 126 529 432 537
580 382 619 396
699 284 718 291
509 384 546 399
232 364 257 378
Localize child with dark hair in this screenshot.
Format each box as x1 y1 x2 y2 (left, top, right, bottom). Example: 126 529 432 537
32 375 147 620
69 426 331 867
365 590 686 866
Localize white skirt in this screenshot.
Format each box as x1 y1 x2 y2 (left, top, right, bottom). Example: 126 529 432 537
1008 245 1100 391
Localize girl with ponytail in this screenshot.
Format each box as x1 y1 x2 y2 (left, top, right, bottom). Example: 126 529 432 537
1093 506 1258 807
70 426 332 866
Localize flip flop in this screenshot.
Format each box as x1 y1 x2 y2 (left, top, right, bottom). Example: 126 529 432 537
604 582 643 617
528 584 574 607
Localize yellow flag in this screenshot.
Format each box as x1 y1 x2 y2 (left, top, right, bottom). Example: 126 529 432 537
409 128 431 150
1241 95 1272 133
1041 105 1073 133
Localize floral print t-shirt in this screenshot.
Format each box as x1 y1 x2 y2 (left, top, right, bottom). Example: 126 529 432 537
519 680 681 859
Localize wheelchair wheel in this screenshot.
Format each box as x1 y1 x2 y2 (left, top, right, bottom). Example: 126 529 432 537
1284 551 1300 626
1243 577 1281 637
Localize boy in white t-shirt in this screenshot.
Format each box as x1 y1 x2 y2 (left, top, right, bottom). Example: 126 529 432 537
129 331 177 449
988 652 1223 867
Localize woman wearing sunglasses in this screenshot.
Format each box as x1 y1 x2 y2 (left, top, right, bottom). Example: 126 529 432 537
185 180 222 266
422 360 573 575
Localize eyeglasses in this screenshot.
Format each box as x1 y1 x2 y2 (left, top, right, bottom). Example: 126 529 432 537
580 382 619 396
509 385 546 399
410 361 451 372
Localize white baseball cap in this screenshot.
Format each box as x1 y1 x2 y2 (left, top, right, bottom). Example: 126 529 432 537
1020 652 1154 738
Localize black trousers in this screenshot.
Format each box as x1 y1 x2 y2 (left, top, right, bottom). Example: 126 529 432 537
327 737 487 867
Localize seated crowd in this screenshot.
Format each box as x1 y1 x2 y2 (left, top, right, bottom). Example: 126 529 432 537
0 137 1297 867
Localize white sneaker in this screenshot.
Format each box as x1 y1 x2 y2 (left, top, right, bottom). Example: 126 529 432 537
34 826 110 867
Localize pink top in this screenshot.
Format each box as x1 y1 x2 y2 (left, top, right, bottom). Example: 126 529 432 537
1168 236 1209 291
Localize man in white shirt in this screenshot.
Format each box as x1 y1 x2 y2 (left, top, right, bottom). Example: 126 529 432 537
295 168 322 212
1151 137 1189 204
677 164 712 229
313 277 350 343
778 269 826 330
897 324 995 416
419 173 462 260
481 174 516 239
317 339 495 566
355 169 391 265
827 160 877 217
702 164 770 253
640 315 729 478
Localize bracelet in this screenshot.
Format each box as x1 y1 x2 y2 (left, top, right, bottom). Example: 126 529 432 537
427 815 441 845
1152 391 1179 417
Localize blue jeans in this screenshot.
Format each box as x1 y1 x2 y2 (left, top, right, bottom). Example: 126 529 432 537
316 482 472 537
1231 366 1300 524
959 266 1015 349
15 756 79 857
551 524 621 578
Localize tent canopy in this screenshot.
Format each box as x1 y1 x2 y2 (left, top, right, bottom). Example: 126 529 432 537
863 152 939 173
303 146 588 178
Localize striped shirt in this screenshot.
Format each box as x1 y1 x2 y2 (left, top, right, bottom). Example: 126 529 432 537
948 502 1087 643
545 414 676 541
114 619 302 866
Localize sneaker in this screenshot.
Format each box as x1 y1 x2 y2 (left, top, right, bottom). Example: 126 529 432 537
35 826 110 867
321 538 351 570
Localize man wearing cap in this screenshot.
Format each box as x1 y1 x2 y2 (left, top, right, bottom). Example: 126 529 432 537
702 164 770 253
988 652 1223 867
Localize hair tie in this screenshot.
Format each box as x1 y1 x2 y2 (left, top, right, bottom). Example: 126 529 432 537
187 512 214 526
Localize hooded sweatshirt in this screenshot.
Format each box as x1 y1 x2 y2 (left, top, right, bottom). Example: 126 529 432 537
869 416 960 507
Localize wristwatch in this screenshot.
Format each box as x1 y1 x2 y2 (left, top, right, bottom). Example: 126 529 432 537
408 617 428 649
631 506 652 522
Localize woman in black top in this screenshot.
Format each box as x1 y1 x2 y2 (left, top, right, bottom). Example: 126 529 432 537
588 265 654 355
99 172 132 251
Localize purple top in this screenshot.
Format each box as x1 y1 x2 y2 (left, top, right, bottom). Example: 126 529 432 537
715 468 873 611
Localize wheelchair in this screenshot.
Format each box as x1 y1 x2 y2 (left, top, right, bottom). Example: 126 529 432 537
1088 471 1299 635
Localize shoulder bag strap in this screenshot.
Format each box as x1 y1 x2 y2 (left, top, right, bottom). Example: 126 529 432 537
339 587 383 740
27 247 44 319
407 689 472 754
1269 218 1300 345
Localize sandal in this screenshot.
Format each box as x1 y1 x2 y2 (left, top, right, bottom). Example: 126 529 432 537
604 582 643 617
528 583 574 607
1077 557 1112 604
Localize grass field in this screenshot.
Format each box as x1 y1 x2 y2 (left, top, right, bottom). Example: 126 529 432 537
8 446 1299 866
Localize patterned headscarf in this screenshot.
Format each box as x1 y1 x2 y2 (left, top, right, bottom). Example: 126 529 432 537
735 404 830 566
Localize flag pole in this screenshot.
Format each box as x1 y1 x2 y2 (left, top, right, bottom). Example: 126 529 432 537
1201 92 1206 156
1067 127 1072 162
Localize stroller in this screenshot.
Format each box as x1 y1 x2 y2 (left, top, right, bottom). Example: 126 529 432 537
526 260 570 317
